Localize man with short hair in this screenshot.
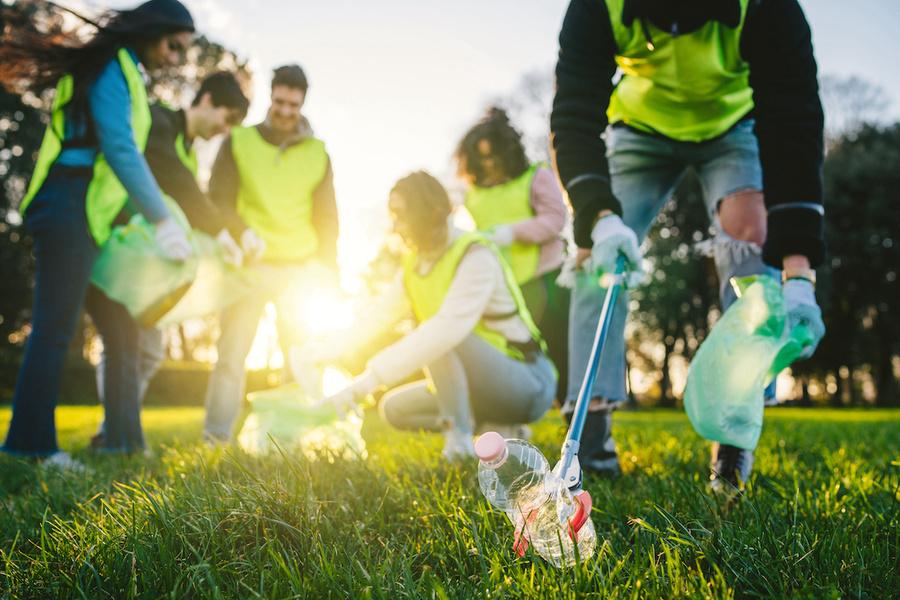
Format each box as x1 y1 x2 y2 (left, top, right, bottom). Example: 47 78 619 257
204 64 339 442
551 0 826 491
91 71 251 448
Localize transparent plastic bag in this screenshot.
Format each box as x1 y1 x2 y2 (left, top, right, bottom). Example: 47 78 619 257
237 382 367 460
684 275 814 450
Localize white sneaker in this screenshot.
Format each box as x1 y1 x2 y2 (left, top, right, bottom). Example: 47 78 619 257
40 451 90 474
441 428 475 461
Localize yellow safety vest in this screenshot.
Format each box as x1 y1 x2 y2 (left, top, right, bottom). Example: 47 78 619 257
20 48 152 245
230 126 328 262
605 0 754 142
464 164 542 285
402 232 551 365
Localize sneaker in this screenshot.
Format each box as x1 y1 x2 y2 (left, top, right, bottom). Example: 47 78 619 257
710 443 754 494
441 428 476 461
40 451 90 474
475 422 532 441
574 409 621 478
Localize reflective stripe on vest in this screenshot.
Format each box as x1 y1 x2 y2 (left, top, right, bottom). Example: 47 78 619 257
464 164 541 285
231 126 327 262
402 232 551 365
20 48 152 245
605 0 753 142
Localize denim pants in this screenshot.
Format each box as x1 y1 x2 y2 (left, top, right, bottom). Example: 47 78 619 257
2 168 97 456
568 121 779 462
379 334 557 434
90 292 164 449
203 263 314 439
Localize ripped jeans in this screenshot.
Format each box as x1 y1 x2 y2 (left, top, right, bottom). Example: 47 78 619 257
568 119 779 411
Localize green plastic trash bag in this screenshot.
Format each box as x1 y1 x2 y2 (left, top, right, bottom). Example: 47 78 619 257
91 198 258 327
90 198 196 327
684 275 814 450
237 381 367 459
154 233 260 327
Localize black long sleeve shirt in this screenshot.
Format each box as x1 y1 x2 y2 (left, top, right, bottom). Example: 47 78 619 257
550 0 825 267
144 105 224 235
209 125 339 269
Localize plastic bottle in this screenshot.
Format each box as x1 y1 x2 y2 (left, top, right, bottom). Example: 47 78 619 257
475 432 551 513
476 432 597 567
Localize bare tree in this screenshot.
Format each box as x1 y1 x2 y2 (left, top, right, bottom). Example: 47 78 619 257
820 74 892 145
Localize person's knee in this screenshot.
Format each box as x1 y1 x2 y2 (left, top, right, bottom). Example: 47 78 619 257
378 394 400 427
718 189 766 246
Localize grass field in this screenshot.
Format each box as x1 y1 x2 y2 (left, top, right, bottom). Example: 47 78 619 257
0 406 897 598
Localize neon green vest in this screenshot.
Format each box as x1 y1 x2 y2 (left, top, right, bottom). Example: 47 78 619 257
464 164 541 285
606 0 753 142
402 232 550 364
174 132 198 177
230 126 328 262
20 48 152 245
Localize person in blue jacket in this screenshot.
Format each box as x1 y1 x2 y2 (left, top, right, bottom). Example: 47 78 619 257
0 0 196 467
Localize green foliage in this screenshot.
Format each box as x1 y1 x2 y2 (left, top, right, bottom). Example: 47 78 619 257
0 407 897 598
802 124 900 405
630 174 720 406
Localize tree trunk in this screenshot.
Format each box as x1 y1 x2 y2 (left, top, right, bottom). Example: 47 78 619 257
848 367 861 406
659 341 675 408
800 377 812 407
830 369 844 407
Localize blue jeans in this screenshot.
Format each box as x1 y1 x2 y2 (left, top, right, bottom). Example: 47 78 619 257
2 167 97 457
85 287 147 451
567 121 779 461
379 334 557 434
95 327 164 438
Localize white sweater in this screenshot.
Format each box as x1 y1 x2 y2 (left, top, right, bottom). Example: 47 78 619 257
355 232 533 394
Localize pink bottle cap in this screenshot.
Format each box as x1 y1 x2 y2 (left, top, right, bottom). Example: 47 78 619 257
475 431 507 462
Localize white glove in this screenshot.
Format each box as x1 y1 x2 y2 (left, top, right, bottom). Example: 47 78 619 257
585 214 645 287
489 224 516 247
154 217 192 262
782 278 825 359
555 253 579 289
320 372 378 417
240 228 266 262
215 229 243 267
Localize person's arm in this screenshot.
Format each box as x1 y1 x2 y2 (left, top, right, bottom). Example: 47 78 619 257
509 168 568 245
89 58 169 223
550 0 619 250
741 0 825 270
144 107 222 234
312 157 339 269
364 246 497 390
208 135 248 238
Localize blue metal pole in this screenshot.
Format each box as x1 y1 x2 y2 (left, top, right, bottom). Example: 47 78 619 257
558 254 627 485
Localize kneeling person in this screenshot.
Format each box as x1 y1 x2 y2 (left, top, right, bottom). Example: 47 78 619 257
323 172 557 459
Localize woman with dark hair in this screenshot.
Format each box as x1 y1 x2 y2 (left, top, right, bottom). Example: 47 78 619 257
0 0 196 466
319 172 557 459
455 107 570 405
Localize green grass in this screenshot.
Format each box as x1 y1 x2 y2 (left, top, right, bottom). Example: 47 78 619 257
0 406 897 599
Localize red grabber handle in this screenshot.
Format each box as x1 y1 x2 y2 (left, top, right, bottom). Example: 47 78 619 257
512 492 593 557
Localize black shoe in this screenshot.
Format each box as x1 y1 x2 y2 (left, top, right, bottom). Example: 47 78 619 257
710 443 754 494
570 408 621 478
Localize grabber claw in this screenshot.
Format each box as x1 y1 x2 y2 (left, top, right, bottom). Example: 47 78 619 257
567 491 592 541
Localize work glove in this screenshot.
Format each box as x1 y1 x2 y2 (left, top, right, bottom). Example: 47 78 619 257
488 224 515 247
240 228 266 262
584 214 645 287
320 372 377 417
782 278 825 359
215 229 244 267
154 217 192 262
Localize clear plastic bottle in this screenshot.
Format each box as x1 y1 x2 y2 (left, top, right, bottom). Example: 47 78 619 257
475 432 550 513
476 432 597 567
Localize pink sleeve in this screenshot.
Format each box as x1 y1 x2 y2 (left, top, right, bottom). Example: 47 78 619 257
511 168 568 244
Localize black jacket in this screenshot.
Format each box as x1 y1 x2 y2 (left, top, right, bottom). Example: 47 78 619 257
209 123 339 269
144 104 223 235
550 0 825 267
